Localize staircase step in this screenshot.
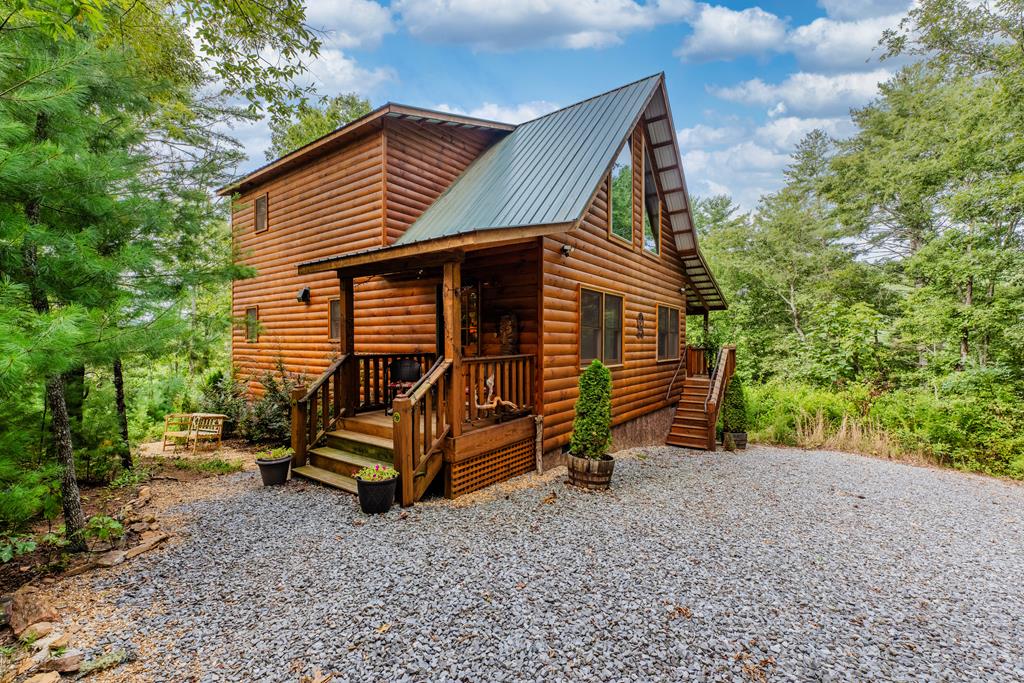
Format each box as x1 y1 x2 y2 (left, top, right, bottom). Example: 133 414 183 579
666 436 710 449
325 429 393 459
309 446 390 478
673 417 707 428
293 465 358 493
338 414 393 439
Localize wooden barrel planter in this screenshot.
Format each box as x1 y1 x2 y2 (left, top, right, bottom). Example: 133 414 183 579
567 453 615 490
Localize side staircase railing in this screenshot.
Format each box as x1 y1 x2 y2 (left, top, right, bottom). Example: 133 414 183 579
392 356 452 506
702 345 736 450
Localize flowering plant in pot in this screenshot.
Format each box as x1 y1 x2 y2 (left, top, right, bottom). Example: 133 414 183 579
720 376 748 449
354 464 399 514
567 359 615 490
256 447 293 486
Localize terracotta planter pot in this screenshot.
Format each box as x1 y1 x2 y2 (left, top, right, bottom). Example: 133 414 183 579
256 455 291 486
567 453 615 490
356 477 397 514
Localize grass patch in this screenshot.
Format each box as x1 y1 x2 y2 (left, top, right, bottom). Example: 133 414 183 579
168 457 243 475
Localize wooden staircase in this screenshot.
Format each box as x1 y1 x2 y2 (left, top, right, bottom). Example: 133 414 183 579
665 344 737 451
292 412 394 493
665 375 713 449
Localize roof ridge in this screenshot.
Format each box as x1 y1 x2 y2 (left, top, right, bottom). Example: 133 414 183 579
517 72 663 126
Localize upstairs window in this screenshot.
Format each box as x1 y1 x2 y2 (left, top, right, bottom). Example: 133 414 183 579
245 306 259 342
254 194 268 232
657 305 680 360
642 147 660 255
581 288 623 367
609 145 633 243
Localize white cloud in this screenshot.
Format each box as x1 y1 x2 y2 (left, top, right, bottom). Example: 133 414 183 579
676 123 744 149
676 4 788 61
304 0 395 48
817 0 911 20
435 100 560 124
307 49 395 94
683 141 790 208
786 13 905 71
394 0 694 51
754 116 855 149
709 68 892 116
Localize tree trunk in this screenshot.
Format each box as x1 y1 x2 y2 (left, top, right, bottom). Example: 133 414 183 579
46 373 88 552
959 274 973 370
64 365 85 447
113 357 132 470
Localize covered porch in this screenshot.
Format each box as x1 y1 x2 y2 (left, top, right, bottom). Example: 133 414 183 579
288 242 542 506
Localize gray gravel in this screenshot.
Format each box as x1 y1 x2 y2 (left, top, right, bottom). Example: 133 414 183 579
90 445 1024 682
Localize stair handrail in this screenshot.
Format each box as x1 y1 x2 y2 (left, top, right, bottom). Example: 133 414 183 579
666 356 686 402
300 354 349 403
393 356 453 507
401 355 451 403
702 346 736 448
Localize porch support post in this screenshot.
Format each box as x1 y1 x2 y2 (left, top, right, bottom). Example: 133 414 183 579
338 274 357 416
702 310 710 340
443 260 463 437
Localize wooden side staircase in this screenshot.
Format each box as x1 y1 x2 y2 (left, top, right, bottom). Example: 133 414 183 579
665 345 736 451
293 413 394 493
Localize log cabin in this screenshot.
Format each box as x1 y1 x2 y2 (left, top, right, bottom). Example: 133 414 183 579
220 73 734 506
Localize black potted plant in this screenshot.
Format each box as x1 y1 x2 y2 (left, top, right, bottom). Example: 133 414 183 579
354 464 399 514
721 375 748 449
567 359 615 490
256 447 293 486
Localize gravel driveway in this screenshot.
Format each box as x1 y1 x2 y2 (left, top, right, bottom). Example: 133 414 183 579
85 445 1024 682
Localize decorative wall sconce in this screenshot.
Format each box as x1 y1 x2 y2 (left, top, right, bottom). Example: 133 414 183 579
560 243 575 257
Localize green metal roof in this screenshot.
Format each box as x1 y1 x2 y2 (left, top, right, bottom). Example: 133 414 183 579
394 74 661 246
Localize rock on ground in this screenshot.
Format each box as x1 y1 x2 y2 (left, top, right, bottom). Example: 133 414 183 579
71 445 1024 682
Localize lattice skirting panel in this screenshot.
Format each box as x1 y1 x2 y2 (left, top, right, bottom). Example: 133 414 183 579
449 438 536 498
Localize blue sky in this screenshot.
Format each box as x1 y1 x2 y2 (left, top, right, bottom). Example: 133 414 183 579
230 0 914 209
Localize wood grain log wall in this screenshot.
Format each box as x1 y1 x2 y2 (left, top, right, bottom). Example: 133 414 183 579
232 121 502 393
539 122 689 454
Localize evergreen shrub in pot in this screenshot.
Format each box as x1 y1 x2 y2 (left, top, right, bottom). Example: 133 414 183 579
721 376 748 449
567 359 615 489
354 464 399 514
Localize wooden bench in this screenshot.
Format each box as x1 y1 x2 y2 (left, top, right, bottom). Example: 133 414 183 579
162 413 227 454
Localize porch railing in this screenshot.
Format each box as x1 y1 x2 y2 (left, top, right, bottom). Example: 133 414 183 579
354 352 435 411
393 356 452 506
291 354 351 467
463 354 535 421
686 345 709 376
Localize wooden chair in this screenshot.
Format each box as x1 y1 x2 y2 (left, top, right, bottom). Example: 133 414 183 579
162 413 194 452
188 413 226 454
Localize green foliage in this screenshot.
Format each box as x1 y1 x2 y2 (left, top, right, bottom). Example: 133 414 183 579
354 464 399 482
82 515 123 543
237 363 303 445
255 446 293 462
570 359 613 460
0 535 38 563
267 93 372 160
199 369 248 436
109 466 151 489
170 457 243 474
721 376 748 433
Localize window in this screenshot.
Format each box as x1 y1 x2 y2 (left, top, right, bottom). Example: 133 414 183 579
328 299 341 340
245 306 259 342
580 288 623 366
657 305 680 360
254 194 268 232
642 147 660 255
609 144 633 243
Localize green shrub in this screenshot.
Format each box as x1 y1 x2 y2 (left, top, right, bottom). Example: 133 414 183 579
83 515 124 543
569 359 613 459
237 361 303 445
169 457 243 474
199 369 248 437
721 375 748 432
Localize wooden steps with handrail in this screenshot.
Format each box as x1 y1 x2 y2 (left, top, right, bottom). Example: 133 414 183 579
293 413 394 493
665 345 736 451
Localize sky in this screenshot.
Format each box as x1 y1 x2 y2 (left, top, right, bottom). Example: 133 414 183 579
228 0 916 210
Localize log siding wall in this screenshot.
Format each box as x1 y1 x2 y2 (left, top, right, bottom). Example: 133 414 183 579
539 122 688 453
232 122 501 391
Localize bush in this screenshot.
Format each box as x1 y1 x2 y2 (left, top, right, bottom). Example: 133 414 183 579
721 375 748 432
569 359 612 459
237 362 303 445
199 369 248 436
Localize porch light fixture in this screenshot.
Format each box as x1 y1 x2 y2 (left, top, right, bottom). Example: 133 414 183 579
296 286 311 303
560 244 574 257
